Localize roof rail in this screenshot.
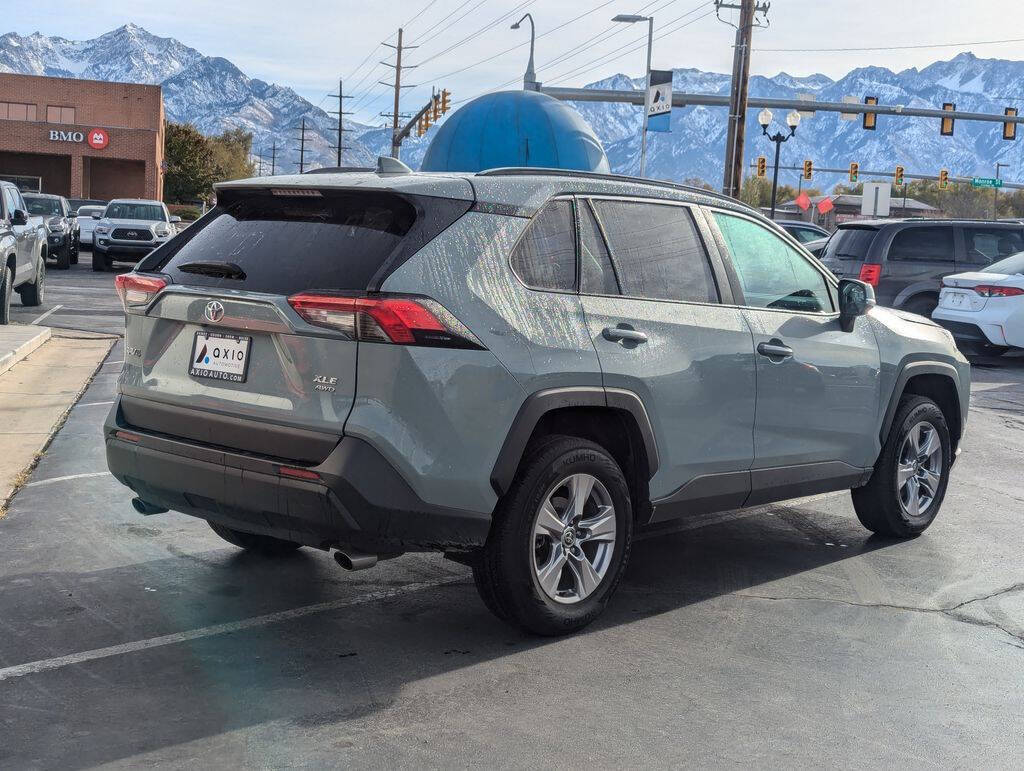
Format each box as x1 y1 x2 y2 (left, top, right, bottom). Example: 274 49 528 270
476 167 742 207
303 166 375 174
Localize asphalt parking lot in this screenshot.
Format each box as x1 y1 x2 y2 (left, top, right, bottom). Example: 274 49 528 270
1 254 1023 767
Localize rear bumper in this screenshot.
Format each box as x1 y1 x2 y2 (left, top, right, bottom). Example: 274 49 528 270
104 400 491 552
932 312 1008 348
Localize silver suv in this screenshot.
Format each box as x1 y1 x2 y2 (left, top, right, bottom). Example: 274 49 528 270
92 198 180 271
105 162 971 635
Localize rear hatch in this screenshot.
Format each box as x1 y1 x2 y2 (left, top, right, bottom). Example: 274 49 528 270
820 225 879 279
117 180 473 464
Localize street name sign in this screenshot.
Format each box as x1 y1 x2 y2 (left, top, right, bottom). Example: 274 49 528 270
971 177 1003 188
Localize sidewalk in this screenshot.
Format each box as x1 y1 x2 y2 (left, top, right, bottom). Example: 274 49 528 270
0 325 51 377
0 326 116 512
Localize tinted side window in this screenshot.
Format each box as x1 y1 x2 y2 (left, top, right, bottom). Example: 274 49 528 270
3 188 19 217
579 201 619 295
592 200 718 303
714 212 832 313
510 200 577 291
962 227 1024 265
789 226 820 243
887 226 954 262
822 227 877 261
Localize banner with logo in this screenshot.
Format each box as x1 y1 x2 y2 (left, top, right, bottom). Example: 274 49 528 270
647 70 672 132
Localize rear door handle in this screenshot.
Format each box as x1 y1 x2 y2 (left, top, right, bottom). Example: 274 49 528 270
603 326 648 344
757 340 794 359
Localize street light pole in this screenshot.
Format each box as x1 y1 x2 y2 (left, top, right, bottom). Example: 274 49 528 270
613 13 654 177
758 108 801 220
994 161 1009 220
511 14 539 91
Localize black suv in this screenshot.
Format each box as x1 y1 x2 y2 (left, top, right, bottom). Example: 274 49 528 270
819 219 1024 315
23 193 78 269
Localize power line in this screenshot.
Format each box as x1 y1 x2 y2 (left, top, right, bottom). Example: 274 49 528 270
757 36 1024 53
409 0 484 44
403 0 441 28
414 0 538 68
546 5 715 86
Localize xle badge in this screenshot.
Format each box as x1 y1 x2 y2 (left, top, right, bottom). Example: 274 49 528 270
313 374 338 392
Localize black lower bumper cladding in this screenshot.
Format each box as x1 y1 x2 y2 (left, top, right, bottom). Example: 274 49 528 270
105 399 491 552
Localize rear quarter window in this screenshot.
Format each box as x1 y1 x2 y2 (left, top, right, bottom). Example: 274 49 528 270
887 226 955 262
145 190 471 295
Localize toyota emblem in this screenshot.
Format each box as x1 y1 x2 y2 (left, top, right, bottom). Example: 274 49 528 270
204 300 225 323
126 230 138 238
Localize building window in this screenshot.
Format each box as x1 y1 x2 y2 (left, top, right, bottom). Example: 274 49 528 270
0 102 38 121
46 105 76 124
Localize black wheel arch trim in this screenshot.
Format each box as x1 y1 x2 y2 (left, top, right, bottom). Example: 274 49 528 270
880 359 964 443
489 386 660 497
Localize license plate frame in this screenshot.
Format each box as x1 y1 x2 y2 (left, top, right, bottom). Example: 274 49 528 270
188 331 252 383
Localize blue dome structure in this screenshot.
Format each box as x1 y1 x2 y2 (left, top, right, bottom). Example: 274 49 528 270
421 90 610 174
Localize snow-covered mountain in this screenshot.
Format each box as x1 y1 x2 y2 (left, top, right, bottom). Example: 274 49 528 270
573 52 1024 185
1 26 1021 184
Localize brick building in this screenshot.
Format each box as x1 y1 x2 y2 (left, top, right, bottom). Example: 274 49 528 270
0 72 164 201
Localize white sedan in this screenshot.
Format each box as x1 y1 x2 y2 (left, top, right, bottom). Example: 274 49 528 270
932 251 1024 356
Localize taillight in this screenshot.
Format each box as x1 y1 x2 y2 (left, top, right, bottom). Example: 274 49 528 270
278 466 320 481
115 273 166 310
972 284 1024 298
287 293 484 349
858 264 882 286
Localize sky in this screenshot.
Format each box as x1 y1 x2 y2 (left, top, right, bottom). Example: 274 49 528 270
8 0 1024 124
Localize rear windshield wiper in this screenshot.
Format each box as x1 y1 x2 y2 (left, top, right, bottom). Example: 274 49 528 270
177 261 247 280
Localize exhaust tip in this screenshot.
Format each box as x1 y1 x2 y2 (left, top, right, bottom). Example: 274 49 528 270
333 549 378 571
131 497 168 516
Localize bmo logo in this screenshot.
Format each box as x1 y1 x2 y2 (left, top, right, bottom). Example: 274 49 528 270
47 128 110 149
87 128 109 149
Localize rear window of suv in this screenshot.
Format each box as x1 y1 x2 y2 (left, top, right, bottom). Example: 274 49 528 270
822 226 877 262
145 190 471 295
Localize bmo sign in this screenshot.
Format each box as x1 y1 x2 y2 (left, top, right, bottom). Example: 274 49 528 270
48 128 110 150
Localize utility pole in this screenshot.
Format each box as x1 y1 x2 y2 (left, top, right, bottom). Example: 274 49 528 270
381 28 418 159
296 118 308 173
717 0 769 198
255 148 263 176
269 142 277 176
329 78 352 167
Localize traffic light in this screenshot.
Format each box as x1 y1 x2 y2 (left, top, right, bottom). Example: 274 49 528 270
802 159 813 180
849 162 859 183
863 96 878 130
1004 107 1017 141
756 156 767 177
416 116 425 137
894 165 905 187
431 94 441 123
940 102 955 136
938 168 949 189
440 89 451 114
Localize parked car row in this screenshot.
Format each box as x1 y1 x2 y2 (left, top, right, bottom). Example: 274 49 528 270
810 218 1024 359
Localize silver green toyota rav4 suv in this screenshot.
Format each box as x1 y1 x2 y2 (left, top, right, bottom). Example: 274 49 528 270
106 161 970 635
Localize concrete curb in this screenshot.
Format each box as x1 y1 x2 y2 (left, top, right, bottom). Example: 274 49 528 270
0 325 52 377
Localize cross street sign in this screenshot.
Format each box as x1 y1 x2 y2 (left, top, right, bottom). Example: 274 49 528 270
971 177 1003 188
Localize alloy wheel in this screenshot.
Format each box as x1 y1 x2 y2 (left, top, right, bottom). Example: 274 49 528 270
897 421 943 519
532 473 617 604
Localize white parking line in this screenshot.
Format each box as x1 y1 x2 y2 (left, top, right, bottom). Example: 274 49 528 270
25 471 112 488
30 305 63 325
0 578 460 682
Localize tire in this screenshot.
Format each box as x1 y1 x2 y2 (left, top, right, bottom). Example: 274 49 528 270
852 395 952 538
56 242 70 270
17 258 44 307
208 521 303 555
475 435 633 636
70 238 79 265
91 250 109 272
902 295 938 318
0 265 11 325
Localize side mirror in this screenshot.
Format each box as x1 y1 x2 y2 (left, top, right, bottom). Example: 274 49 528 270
838 278 876 333
92 212 102 220
170 215 182 223
11 209 28 226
